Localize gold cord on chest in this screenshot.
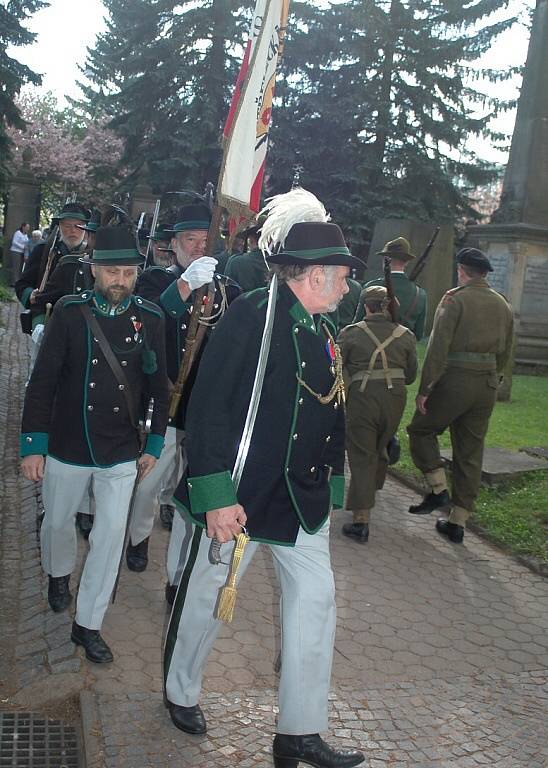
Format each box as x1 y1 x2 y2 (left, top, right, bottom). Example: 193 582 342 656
296 324 345 406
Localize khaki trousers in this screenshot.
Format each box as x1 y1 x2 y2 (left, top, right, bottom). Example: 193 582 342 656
407 368 497 514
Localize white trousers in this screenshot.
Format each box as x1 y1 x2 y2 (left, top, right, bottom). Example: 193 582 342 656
164 519 336 734
41 456 137 629
166 507 193 586
128 426 184 546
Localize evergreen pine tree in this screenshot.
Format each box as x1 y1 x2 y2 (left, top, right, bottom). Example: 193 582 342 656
78 0 249 194
0 0 46 188
269 0 518 246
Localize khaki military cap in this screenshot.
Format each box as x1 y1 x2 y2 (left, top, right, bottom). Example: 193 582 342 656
362 285 388 303
377 236 415 261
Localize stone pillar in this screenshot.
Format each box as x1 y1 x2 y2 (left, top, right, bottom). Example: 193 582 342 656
367 218 455 334
3 150 41 283
129 162 156 219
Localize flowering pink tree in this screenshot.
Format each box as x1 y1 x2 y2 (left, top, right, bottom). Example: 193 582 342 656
7 91 126 219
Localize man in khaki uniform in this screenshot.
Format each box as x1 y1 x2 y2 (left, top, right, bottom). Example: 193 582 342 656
353 237 427 340
407 248 514 543
339 286 417 542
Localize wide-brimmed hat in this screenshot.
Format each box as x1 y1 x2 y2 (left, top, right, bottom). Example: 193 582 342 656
377 236 415 261
77 208 101 233
80 227 144 266
55 202 91 223
456 247 493 272
266 221 362 270
165 204 211 234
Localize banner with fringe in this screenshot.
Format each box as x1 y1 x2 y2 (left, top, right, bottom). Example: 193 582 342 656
218 0 290 227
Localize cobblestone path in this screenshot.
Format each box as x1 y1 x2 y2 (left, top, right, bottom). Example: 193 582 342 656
1 300 547 767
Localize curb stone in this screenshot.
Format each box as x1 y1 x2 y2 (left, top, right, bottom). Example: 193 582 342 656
80 689 105 768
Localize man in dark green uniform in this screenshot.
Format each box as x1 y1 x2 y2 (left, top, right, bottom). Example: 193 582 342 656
20 227 169 661
164 189 364 768
354 237 427 340
225 223 268 291
407 248 514 543
339 286 417 543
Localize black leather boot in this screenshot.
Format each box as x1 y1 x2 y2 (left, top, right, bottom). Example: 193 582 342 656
48 575 72 613
436 518 464 543
273 734 365 768
342 523 369 543
71 621 113 663
165 582 177 606
160 504 174 530
76 512 94 540
408 489 450 515
168 702 207 734
126 537 149 572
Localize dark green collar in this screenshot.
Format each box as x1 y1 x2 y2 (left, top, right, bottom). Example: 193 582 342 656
285 284 318 333
92 290 131 316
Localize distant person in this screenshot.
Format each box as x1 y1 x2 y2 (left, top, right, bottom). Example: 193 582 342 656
407 248 513 543
339 286 417 543
225 224 268 291
9 222 30 285
29 230 45 255
354 237 427 340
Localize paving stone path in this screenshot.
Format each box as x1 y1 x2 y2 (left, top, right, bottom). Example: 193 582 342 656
1 300 547 767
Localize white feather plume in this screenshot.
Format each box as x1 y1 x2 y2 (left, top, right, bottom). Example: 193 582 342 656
258 188 330 256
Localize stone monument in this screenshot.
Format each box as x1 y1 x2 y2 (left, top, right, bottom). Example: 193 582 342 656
467 0 548 372
129 162 157 219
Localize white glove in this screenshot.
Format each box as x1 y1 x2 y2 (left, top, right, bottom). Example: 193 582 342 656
31 324 45 345
181 257 218 291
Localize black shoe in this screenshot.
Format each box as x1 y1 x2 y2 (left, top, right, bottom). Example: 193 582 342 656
160 504 174 530
342 522 369 543
48 575 72 613
76 512 94 540
436 518 464 543
273 734 365 768
71 621 113 663
126 537 149 572
165 582 177 606
408 489 451 515
168 702 206 735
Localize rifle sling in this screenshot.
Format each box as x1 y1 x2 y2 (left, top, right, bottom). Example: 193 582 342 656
80 304 140 434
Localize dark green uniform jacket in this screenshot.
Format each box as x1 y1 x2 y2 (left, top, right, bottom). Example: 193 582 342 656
354 273 427 340
15 241 90 327
20 291 169 467
225 247 269 292
173 283 346 546
136 265 241 429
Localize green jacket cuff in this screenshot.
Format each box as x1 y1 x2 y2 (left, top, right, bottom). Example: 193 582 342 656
144 433 164 459
20 287 33 308
20 432 49 456
330 474 345 509
187 470 237 515
160 280 189 319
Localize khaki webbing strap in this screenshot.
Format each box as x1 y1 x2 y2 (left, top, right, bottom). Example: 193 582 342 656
356 322 407 391
350 368 405 385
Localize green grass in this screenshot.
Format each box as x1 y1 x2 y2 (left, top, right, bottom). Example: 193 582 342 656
394 341 548 564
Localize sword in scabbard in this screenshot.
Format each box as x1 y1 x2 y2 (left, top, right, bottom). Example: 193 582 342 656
208 273 279 566
111 398 154 603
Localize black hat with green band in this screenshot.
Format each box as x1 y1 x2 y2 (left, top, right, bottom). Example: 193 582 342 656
267 221 361 269
77 207 101 233
165 204 211 234
147 227 173 242
55 202 92 223
79 227 144 266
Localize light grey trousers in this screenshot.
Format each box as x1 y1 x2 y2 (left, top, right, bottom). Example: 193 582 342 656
164 519 336 734
41 456 137 629
128 426 184 546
